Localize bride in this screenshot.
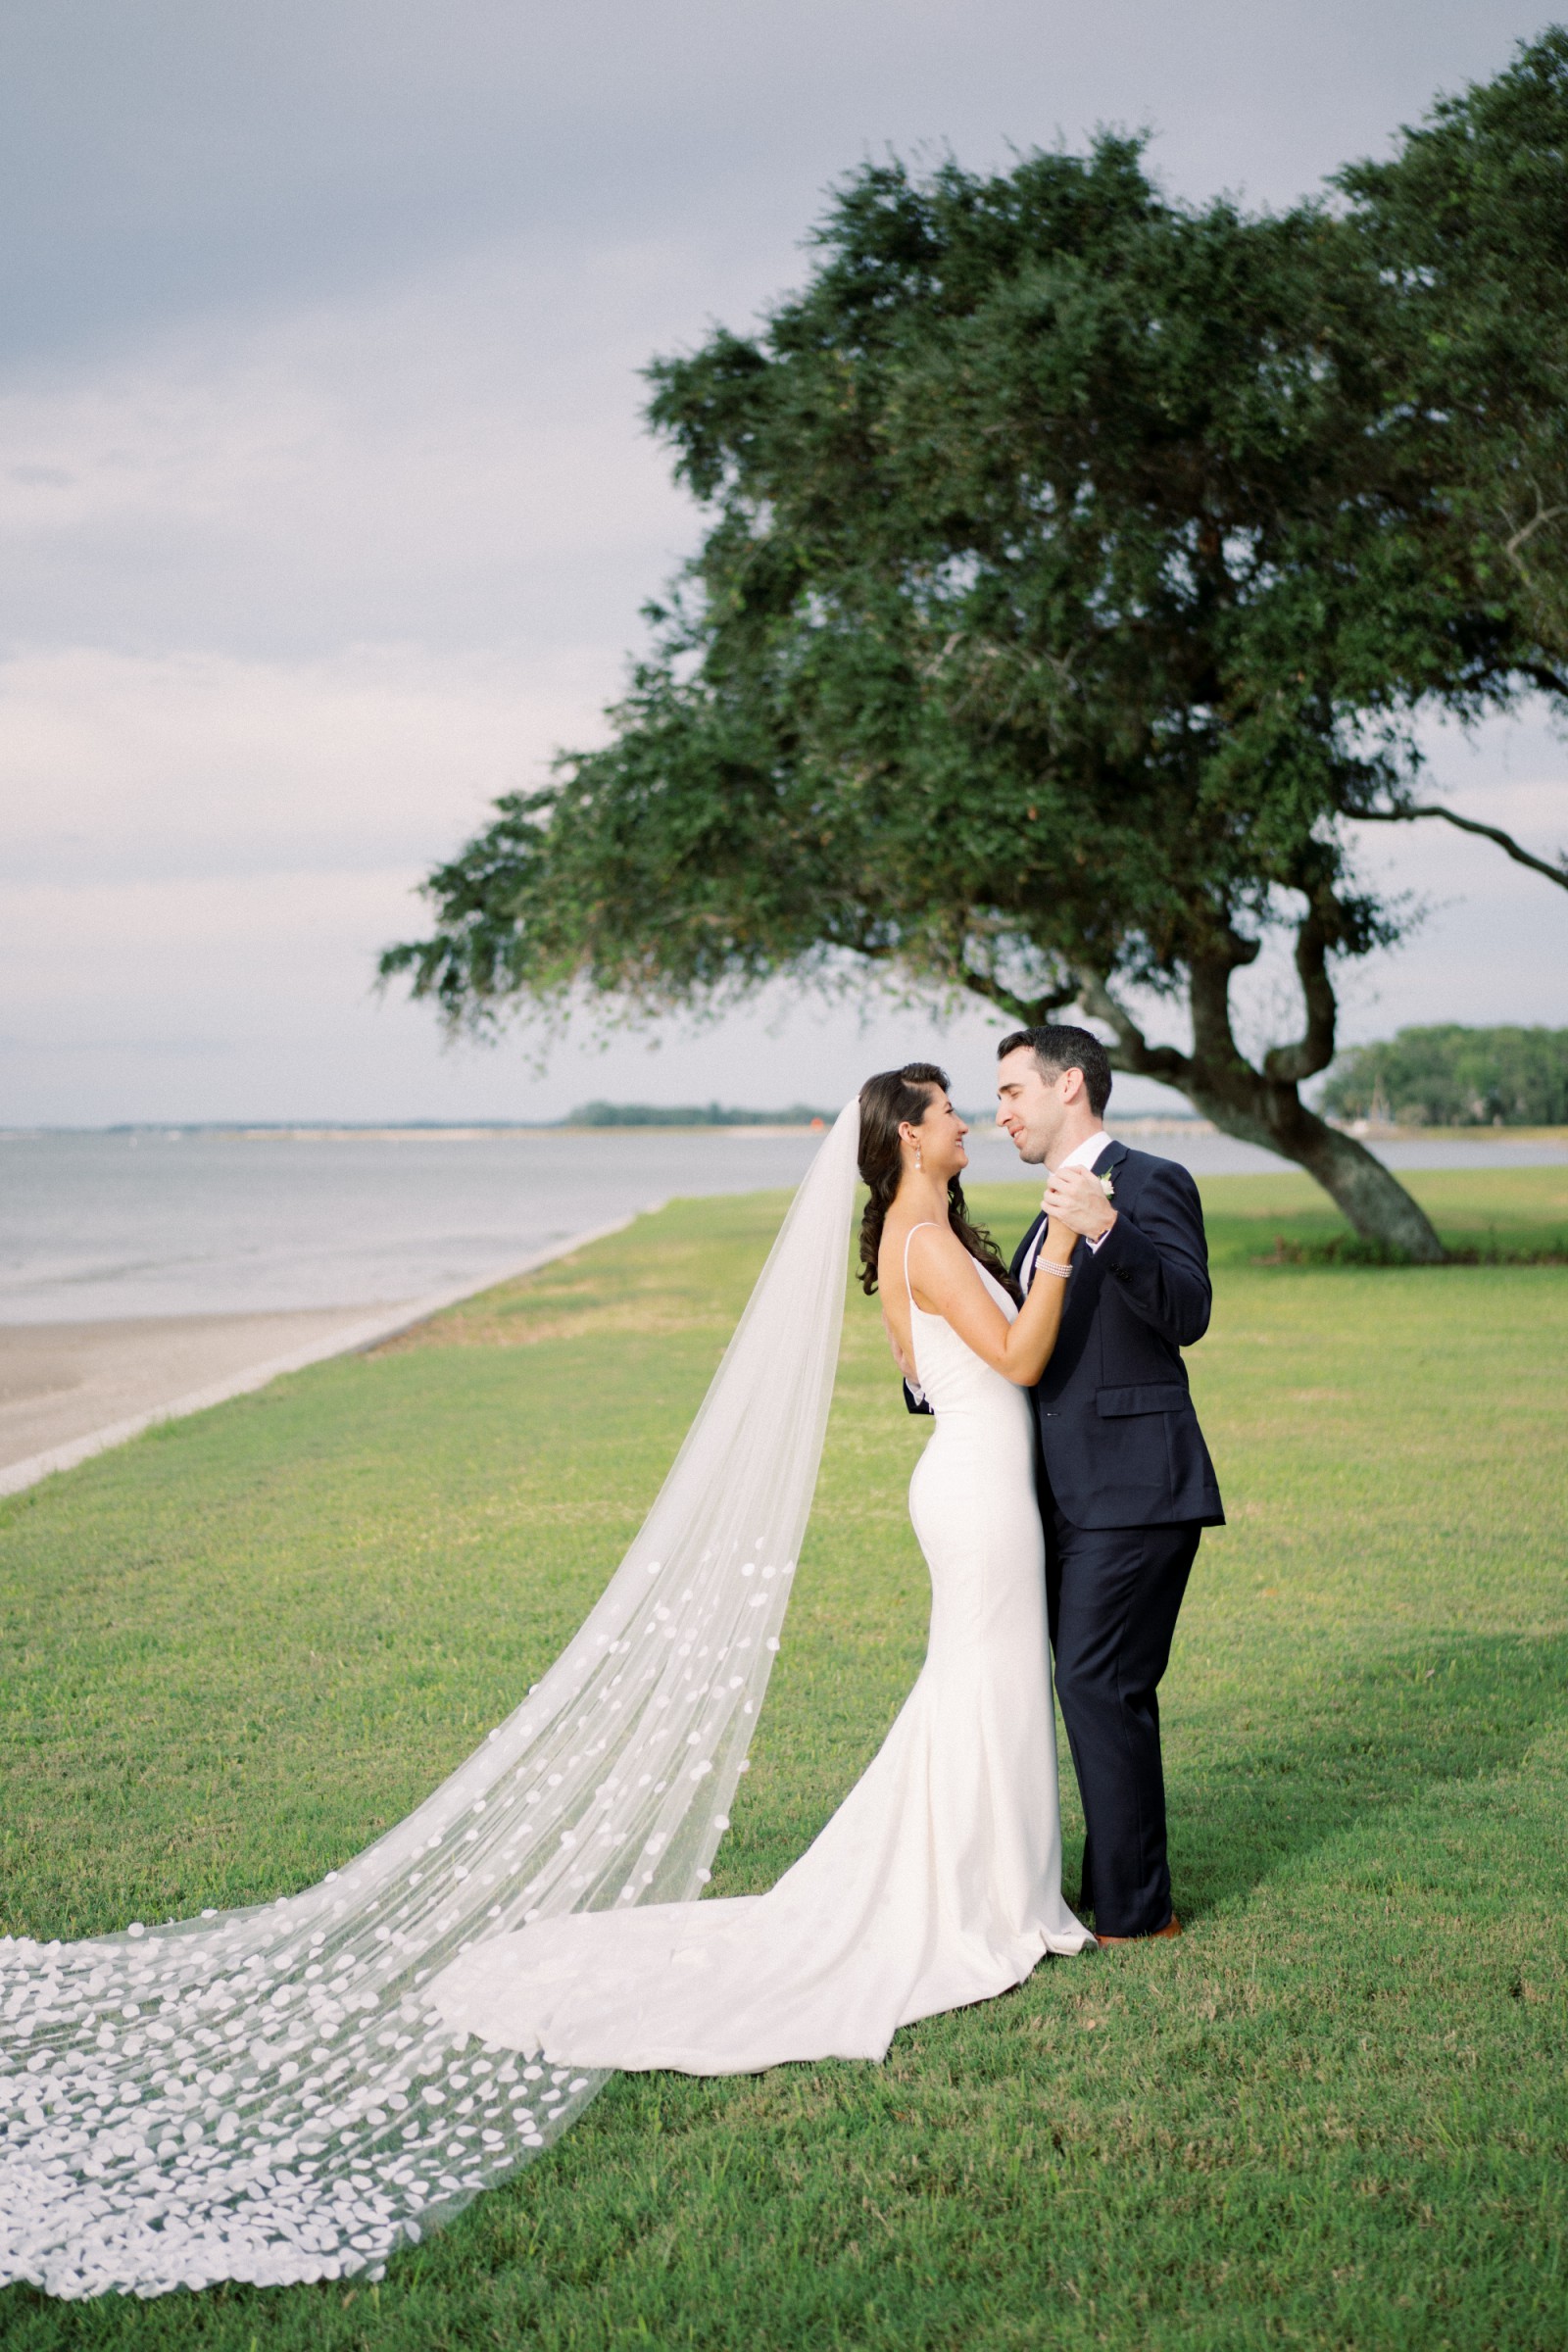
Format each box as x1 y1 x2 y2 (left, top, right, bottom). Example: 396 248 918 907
0 1065 1089 2301
427 1063 1093 2066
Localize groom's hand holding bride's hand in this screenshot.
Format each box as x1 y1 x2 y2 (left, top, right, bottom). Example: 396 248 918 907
1043 1164 1117 1244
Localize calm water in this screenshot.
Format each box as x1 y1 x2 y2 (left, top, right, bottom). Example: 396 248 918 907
2 1124 1561 1324
0 1128 829 1324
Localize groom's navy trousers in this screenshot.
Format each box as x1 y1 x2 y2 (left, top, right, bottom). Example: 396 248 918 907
1043 1502 1200 1936
1013 1146 1223 1939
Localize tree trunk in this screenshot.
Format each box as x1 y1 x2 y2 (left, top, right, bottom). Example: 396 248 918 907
1182 1071 1447 1262
1077 955 1448 1262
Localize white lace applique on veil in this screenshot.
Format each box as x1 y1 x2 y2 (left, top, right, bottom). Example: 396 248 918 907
0 1105 863 2299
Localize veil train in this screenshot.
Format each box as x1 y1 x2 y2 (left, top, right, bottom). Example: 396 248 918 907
0 1103 860 2298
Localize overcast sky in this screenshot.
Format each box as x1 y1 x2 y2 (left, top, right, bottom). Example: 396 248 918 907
2 1 1563 1125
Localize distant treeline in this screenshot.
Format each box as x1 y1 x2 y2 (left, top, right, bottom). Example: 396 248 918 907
1321 1026 1568 1128
567 1101 833 1128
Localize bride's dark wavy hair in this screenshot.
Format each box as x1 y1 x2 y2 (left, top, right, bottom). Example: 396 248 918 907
857 1063 1020 1301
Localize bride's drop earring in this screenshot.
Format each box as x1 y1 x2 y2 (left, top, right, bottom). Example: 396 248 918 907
914 1144 923 1171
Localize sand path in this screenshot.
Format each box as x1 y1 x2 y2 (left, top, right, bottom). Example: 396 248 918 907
0 1215 642 1496
0 1306 406 1483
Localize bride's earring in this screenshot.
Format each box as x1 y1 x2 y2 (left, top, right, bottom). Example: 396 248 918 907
914 1144 923 1171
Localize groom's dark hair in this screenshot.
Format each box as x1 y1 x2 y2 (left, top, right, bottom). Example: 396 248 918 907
997 1024 1113 1117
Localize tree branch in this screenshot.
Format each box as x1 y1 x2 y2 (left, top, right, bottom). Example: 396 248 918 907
1361 804 1568 894
1263 896 1339 1084
1073 969 1193 1087
1503 493 1568 567
956 964 1079 1026
1186 942 1254 1077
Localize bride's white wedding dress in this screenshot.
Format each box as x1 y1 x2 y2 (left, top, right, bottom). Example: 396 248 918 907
0 1107 1085 2299
428 1230 1091 2070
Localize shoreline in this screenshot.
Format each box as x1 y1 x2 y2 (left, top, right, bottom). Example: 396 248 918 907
5 1135 1563 1495
0 1212 646 1499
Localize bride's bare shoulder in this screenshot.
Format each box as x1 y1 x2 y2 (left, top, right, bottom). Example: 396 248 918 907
881 1215 968 1302
880 1208 944 1263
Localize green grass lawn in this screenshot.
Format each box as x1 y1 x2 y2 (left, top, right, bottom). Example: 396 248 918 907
2 1166 1566 2350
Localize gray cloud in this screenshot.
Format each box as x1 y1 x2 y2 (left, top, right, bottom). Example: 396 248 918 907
1 0 1561 1125
1 0 1531 362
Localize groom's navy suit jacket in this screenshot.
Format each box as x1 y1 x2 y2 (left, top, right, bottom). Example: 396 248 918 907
1009 1143 1223 1530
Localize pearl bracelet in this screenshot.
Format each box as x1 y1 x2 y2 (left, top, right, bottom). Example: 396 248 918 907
1032 1259 1072 1282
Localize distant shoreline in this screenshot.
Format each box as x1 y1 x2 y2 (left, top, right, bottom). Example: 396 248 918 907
4 1117 1566 1144
0 1121 833 1142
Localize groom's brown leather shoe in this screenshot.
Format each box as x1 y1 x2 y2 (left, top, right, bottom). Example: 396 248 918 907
1093 1913 1183 1946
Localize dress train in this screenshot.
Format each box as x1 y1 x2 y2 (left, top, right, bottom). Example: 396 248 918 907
431 1240 1091 2070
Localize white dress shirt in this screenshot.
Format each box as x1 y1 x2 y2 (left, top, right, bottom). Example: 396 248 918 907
1020 1128 1114 1291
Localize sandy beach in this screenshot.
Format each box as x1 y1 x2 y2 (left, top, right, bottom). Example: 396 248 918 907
0 1305 400 1477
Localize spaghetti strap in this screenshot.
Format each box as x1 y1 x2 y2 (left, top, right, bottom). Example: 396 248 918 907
903 1220 938 1309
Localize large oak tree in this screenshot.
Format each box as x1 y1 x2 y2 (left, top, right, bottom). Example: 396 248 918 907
385 39 1568 1260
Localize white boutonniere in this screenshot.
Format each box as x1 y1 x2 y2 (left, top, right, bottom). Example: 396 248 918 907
1099 1170 1115 1200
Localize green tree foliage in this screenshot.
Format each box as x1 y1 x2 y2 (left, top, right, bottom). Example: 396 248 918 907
1340 32 1568 673
1322 1026 1568 1128
1340 29 1568 890
384 37 1568 1263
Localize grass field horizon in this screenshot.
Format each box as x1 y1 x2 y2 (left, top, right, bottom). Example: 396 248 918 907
2 1167 1565 2349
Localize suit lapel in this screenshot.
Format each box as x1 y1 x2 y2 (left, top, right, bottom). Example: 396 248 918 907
1072 1143 1129 1280
1095 1140 1129 1191
1058 1142 1127 1308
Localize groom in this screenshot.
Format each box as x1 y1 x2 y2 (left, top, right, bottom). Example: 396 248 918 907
996 1024 1222 1943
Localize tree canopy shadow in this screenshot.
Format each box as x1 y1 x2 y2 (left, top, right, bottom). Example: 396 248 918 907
1162 1630 1568 1919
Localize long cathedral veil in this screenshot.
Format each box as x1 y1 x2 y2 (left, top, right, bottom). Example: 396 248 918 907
0 1102 862 2298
